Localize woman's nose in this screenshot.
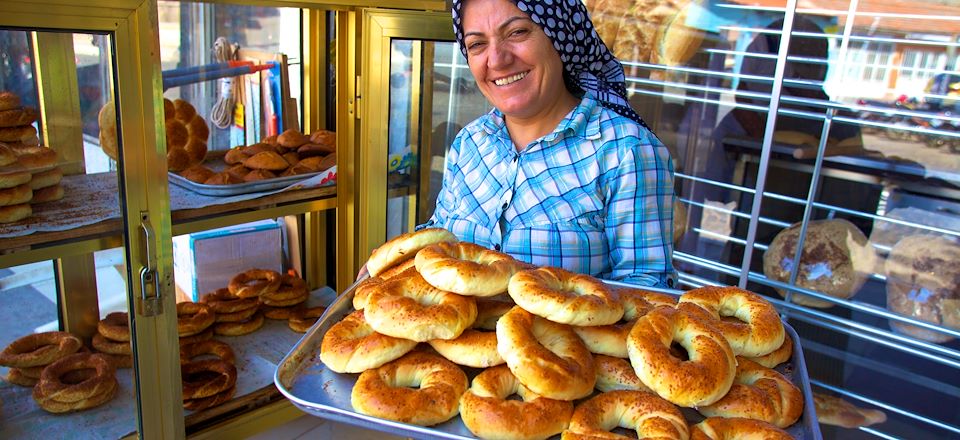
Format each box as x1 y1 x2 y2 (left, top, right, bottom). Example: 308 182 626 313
487 41 512 68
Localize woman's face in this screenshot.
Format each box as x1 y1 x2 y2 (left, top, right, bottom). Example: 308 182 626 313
461 0 570 121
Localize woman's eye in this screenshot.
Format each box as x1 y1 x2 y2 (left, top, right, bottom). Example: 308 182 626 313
467 41 485 51
509 28 528 38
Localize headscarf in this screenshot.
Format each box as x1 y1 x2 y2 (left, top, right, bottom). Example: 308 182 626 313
451 0 652 130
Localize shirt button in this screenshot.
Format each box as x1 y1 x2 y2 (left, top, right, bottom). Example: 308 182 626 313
512 156 518 162
494 244 501 250
501 202 508 210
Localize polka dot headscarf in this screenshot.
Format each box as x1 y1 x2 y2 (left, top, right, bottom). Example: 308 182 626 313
452 0 652 130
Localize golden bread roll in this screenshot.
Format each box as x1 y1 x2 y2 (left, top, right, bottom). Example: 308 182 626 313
0 203 30 223
204 171 243 185
309 129 336 146
0 184 32 206
242 151 289 171
277 129 310 148
763 218 873 308
30 167 62 190
296 142 335 158
0 143 16 167
242 142 280 156
885 234 960 343
813 392 886 428
460 365 572 439
243 169 277 182
31 184 63 203
179 165 216 184
0 106 38 128
224 164 250 180
223 147 249 165
0 169 31 189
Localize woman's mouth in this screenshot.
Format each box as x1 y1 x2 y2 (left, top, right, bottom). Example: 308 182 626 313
493 71 528 86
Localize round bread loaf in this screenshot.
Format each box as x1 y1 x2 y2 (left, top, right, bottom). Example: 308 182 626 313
654 0 704 66
98 102 119 161
164 98 209 171
763 219 873 308
885 234 960 343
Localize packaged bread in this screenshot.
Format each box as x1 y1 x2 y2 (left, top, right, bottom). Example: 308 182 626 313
763 219 875 308
885 234 960 343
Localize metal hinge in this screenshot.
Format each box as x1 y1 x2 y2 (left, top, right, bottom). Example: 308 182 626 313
354 74 361 120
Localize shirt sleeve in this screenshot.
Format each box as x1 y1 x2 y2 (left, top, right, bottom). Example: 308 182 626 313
416 133 463 231
604 131 677 288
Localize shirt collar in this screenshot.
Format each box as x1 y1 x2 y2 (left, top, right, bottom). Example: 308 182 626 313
478 94 604 145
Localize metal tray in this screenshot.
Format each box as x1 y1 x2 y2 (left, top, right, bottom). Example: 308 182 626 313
168 170 323 197
275 280 822 439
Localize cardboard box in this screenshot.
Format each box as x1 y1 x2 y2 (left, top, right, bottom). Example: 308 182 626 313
173 219 283 302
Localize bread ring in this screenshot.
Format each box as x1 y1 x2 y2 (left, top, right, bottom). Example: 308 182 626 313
593 354 651 393
179 327 214 346
460 364 573 440
92 333 131 355
33 353 117 409
0 169 31 189
351 350 468 426
562 390 689 440
0 331 83 368
200 288 259 314
261 303 306 320
0 107 38 127
508 267 624 326
214 304 260 323
0 92 21 111
261 274 308 303
102 353 133 369
30 183 63 203
13 364 44 379
0 203 31 223
0 143 16 166
260 291 308 307
473 298 514 330
366 227 457 277
428 328 503 368
288 306 327 333
626 303 736 407
573 287 671 358
320 310 418 373
415 241 522 297
496 306 595 400
184 385 236 411
364 269 477 341
181 359 237 399
698 357 803 428
690 417 792 440
180 340 235 365
10 144 57 171
679 286 785 357
0 183 31 206
6 367 39 387
97 312 130 342
213 311 264 336
228 269 282 298
29 166 62 189
0 125 36 143
747 332 793 368
353 259 416 310
177 302 216 337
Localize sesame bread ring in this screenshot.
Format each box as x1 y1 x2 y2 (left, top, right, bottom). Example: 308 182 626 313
679 286 785 357
626 303 736 407
214 304 260 323
177 302 216 337
6 367 39 387
261 274 308 302
698 357 803 428
33 353 117 405
572 287 669 358
259 291 308 307
0 169 30 188
180 340 235 365
353 259 416 310
35 381 118 413
364 269 477 341
0 203 31 223
0 183 31 206
366 227 457 277
0 143 16 166
496 306 595 400
0 92 21 111
288 306 327 333
428 328 503 368
103 353 133 369
200 288 259 314
690 417 792 440
14 364 44 379
0 106 38 127
320 310 418 373
351 350 468 426
12 145 58 171
593 354 651 393
562 390 689 440
261 303 306 320
746 332 793 368
29 166 62 189
460 364 573 440
0 125 36 143
508 267 624 326
92 333 131 355
213 310 264 336
178 327 214 346
97 312 130 342
184 385 236 411
415 241 522 297
228 268 282 298
0 331 83 368
181 359 237 399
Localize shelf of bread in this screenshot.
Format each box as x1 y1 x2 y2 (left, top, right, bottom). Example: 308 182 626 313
0 275 335 439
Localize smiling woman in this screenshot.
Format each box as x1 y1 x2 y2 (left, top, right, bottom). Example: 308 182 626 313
417 0 678 288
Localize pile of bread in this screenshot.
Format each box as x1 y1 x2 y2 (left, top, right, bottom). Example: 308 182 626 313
179 128 336 185
0 90 64 224
318 228 805 439
586 0 704 69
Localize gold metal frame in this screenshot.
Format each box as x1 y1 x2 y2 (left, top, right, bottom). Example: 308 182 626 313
357 9 453 273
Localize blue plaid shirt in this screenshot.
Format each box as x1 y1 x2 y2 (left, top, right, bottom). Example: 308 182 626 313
422 95 676 288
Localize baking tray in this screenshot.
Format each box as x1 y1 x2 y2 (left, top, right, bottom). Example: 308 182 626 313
275 280 822 439
168 170 324 197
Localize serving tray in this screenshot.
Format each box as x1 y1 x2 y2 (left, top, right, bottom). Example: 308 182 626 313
275 280 822 439
168 170 325 197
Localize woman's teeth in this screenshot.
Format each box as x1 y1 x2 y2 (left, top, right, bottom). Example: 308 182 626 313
494 72 527 86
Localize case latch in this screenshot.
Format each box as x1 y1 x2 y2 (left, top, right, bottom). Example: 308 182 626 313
138 211 162 316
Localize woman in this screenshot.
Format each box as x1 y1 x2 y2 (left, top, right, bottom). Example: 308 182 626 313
420 0 677 288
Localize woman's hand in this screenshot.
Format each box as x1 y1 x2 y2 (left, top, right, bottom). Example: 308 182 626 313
356 264 369 281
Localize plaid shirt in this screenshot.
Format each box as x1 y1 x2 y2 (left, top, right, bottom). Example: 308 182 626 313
422 95 676 287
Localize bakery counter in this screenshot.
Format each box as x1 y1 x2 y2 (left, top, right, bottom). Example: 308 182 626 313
0 287 336 439
0 172 336 267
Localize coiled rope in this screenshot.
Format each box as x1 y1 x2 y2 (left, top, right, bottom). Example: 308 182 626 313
210 37 239 129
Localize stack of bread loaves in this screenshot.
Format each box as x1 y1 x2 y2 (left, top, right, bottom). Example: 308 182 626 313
98 97 210 172
0 91 63 223
319 228 803 439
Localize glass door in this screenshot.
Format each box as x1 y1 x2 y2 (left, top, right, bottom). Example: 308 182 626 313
358 9 489 265
0 1 180 438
